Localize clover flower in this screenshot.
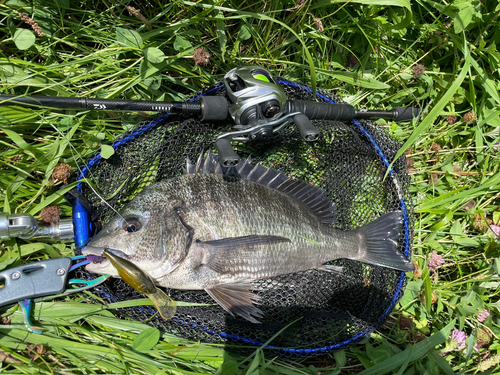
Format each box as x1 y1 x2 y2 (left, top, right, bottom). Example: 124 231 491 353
488 224 500 239
449 329 466 350
428 251 445 268
477 309 490 323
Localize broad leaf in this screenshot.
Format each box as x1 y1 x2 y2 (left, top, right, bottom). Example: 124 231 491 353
144 47 165 64
100 144 115 159
238 24 252 41
13 29 35 50
116 27 143 47
173 35 192 51
454 7 474 33
133 327 161 352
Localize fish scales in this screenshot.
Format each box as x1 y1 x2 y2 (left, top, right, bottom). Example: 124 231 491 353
83 152 414 322
150 174 355 285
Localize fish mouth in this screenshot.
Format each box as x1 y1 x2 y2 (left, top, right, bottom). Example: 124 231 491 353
81 246 130 272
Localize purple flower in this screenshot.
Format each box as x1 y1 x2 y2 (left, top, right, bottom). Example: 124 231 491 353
477 309 490 323
488 224 500 239
428 251 445 268
450 329 466 350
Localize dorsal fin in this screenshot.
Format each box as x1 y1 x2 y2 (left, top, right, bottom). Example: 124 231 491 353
184 151 336 224
184 151 223 175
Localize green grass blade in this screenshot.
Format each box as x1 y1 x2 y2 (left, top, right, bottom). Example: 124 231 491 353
311 0 411 11
388 52 471 172
356 319 456 375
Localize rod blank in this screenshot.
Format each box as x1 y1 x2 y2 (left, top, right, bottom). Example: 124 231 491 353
0 94 230 121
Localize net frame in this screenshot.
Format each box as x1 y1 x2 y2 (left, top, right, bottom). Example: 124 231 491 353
73 77 413 357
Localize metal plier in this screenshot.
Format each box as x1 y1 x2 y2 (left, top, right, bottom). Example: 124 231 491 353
0 255 109 334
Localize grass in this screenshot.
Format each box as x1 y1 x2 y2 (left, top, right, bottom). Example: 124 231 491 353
1 0 499 373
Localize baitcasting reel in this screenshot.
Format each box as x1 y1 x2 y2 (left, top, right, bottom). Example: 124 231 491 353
215 65 420 167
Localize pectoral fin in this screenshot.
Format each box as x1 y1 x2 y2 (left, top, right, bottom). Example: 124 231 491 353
205 283 262 324
146 287 177 320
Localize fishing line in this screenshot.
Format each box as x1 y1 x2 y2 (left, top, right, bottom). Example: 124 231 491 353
48 122 130 225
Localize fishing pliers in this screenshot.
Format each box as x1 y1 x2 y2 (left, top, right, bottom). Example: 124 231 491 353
0 255 109 334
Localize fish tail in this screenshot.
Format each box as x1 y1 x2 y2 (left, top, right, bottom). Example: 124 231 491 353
356 212 414 272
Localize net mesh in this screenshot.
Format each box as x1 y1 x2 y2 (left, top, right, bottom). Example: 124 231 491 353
74 78 413 357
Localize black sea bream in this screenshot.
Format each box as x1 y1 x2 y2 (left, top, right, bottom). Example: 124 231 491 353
83 152 414 322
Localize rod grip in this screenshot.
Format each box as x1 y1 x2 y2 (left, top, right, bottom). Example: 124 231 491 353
199 96 229 121
285 100 356 121
391 107 420 122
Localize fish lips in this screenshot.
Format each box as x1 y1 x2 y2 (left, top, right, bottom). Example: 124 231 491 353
82 246 130 273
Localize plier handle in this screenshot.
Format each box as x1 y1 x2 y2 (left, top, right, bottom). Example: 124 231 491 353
0 255 109 333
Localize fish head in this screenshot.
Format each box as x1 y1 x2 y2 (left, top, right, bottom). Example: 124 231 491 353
82 188 189 280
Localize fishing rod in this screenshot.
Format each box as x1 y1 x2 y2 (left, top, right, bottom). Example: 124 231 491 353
0 65 420 166
0 91 418 124
0 93 417 123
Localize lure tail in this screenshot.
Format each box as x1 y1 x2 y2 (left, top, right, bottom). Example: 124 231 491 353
146 288 177 320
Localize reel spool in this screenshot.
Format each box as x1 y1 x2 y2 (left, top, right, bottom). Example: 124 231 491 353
71 73 414 357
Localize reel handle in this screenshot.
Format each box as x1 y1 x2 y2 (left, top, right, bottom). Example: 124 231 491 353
215 138 240 167
293 114 319 141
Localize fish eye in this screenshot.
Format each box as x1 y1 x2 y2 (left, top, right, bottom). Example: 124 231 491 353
122 217 142 233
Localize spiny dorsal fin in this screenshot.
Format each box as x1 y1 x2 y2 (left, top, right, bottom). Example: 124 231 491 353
184 151 337 224
184 151 223 175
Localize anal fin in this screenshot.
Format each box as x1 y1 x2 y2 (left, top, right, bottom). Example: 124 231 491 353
205 283 262 324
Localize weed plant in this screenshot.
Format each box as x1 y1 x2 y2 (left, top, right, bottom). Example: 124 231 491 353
0 0 499 374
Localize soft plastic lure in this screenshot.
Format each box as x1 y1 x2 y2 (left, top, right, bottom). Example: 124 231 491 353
102 248 176 320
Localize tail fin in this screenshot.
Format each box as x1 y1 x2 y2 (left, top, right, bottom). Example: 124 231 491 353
356 212 414 272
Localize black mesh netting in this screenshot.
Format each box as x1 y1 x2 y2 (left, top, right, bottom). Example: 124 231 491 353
73 77 413 357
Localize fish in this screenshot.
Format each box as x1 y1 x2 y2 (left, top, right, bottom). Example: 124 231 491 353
102 248 177 320
83 151 414 323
